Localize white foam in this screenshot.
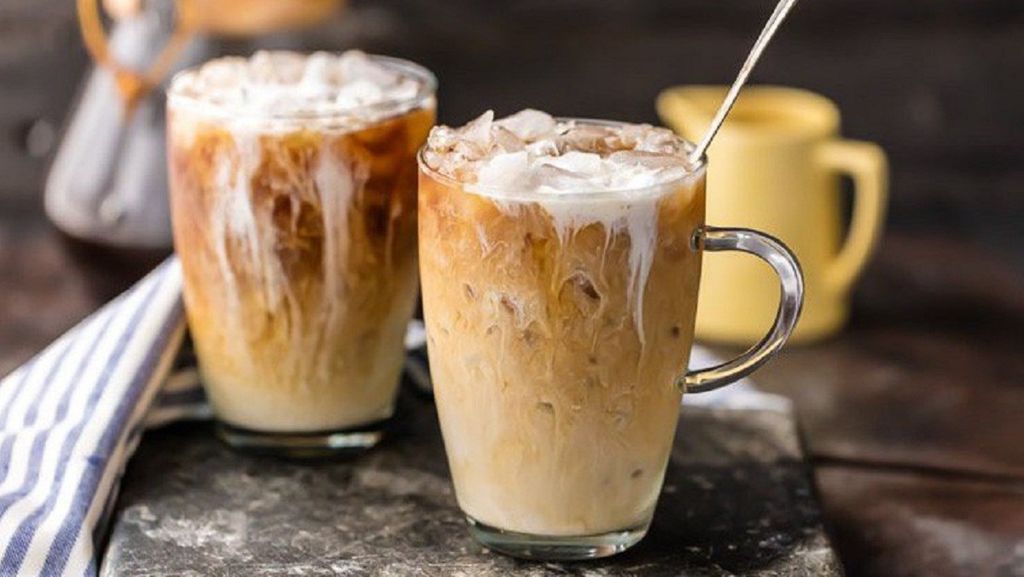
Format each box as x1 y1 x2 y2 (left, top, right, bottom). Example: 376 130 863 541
422 109 694 196
169 50 426 120
422 110 702 342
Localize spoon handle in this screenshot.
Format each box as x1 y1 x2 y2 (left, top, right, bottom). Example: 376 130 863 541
689 0 801 164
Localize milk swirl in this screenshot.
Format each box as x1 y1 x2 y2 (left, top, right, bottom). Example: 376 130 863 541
422 110 701 341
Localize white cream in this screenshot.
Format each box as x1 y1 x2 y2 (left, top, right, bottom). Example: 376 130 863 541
168 50 430 137
422 109 698 341
312 144 357 386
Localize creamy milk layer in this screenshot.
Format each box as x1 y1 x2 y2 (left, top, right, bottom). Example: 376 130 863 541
168 52 435 432
419 111 706 536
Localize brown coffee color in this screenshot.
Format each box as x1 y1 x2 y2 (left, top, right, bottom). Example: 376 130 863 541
169 104 433 432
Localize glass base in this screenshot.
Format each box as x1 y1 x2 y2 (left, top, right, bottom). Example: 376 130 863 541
215 420 387 459
467 516 648 560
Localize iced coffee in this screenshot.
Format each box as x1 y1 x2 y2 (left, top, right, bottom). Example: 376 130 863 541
167 51 435 453
419 110 706 554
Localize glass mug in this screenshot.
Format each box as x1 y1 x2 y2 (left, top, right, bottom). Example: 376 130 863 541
418 119 804 559
166 54 436 456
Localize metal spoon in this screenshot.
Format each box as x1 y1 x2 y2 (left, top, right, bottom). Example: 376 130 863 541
688 0 801 164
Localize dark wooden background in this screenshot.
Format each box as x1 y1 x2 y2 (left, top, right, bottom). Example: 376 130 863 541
1 1 1023 576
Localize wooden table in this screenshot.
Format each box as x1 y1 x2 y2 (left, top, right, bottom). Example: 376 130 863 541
2 0 1023 575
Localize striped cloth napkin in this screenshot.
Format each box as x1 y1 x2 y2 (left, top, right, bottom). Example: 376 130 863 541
0 259 185 577
0 256 789 576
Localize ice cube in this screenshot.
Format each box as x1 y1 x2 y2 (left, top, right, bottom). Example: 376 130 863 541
334 80 384 109
250 51 307 84
496 109 557 141
532 163 593 192
540 151 604 175
608 150 683 170
657 166 690 183
632 126 680 154
301 52 334 86
337 50 375 81
557 124 613 154
525 139 559 157
461 110 495 150
477 151 529 188
492 126 526 153
426 126 458 151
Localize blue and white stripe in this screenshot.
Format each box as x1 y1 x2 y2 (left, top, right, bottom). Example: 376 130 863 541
0 258 186 577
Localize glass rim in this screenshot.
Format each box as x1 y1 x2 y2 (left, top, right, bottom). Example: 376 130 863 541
166 53 438 123
417 117 708 201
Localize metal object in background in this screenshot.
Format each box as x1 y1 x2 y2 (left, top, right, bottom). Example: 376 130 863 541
46 8 210 250
44 0 343 251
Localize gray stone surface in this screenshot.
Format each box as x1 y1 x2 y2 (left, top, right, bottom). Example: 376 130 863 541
101 394 842 576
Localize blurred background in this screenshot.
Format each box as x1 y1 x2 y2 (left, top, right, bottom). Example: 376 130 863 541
0 1 1022 575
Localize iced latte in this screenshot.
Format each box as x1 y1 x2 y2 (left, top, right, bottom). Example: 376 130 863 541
167 51 435 453
420 110 706 553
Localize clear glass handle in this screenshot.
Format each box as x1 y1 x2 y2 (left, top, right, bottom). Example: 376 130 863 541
679 227 805 393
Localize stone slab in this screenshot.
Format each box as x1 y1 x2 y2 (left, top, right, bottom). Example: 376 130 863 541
102 392 842 576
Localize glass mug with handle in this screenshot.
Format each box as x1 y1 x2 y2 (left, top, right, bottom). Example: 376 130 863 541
418 110 804 559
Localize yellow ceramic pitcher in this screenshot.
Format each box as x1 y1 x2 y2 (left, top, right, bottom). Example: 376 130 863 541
657 86 888 344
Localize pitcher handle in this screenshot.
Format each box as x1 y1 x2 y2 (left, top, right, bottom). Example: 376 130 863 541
77 0 196 113
679 227 804 393
817 140 889 293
